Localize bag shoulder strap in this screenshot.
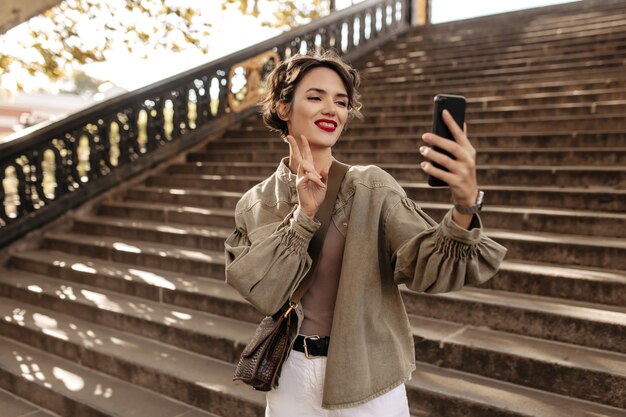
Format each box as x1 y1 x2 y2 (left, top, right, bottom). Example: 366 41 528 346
290 159 350 305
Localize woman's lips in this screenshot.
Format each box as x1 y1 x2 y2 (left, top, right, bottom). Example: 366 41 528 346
315 120 337 132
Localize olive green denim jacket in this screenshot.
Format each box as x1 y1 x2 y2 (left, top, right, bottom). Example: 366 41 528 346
224 158 507 409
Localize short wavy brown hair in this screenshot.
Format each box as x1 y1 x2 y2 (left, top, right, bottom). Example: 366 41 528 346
261 50 363 136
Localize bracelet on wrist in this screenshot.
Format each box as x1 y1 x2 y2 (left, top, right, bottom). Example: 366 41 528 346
454 190 484 214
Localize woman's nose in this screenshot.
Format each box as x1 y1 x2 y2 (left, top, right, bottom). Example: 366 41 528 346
322 100 337 115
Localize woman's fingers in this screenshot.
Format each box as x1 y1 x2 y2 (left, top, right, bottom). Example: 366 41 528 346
285 135 303 162
303 171 327 188
421 161 455 185
419 145 457 170
442 109 471 148
421 115 478 207
296 134 324 180
296 150 325 189
296 169 326 189
422 134 471 166
300 134 315 164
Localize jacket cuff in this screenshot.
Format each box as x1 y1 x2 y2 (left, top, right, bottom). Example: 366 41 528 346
293 207 321 232
440 209 483 245
284 207 321 252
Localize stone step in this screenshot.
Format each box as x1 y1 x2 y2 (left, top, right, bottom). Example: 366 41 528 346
363 51 626 83
0 298 263 417
361 56 626 86
408 316 626 411
419 203 626 239
406 361 626 417
358 72 626 99
97 200 235 230
125 186 242 210
356 102 626 124
91 203 626 268
393 15 626 53
167 162 277 177
7 249 263 324
489 228 626 269
0 271 254 364
405 183 626 213
396 16 626 54
364 92 626 112
485 260 626 307
215 130 626 150
361 78 626 106
365 62 626 92
361 48 626 81
10 239 626 322
0 386 60 417
0 335 225 417
402 287 626 354
13 241 623 356
42 232 225 277
146 173 263 194
145 174 626 212
188 146 626 167
169 161 626 189
2 288 625 414
418 0 626 29
74 215 232 251
12 241 624 333
368 28 626 66
405 3 626 32
394 21 626 50
368 29 626 65
358 67 626 96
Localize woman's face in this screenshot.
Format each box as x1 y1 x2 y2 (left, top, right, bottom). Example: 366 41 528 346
280 66 349 149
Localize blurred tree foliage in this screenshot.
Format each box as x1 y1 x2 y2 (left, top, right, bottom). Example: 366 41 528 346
0 0 329 91
222 0 326 28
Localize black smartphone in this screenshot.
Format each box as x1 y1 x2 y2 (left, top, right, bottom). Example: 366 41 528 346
427 94 466 187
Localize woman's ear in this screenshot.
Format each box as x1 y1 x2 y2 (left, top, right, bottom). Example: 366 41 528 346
277 100 290 121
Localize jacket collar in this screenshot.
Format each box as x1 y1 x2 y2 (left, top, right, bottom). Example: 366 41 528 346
277 157 297 188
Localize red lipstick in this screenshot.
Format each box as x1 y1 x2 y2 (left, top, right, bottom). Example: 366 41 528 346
315 119 338 132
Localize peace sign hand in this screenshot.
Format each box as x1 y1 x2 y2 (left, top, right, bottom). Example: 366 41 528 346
285 134 328 219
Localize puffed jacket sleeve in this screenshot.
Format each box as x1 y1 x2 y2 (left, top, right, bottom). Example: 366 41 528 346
385 197 507 293
225 206 321 316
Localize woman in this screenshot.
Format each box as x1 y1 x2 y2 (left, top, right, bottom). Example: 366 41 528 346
225 51 507 416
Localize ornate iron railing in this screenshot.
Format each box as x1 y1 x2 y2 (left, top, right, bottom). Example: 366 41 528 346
0 0 413 248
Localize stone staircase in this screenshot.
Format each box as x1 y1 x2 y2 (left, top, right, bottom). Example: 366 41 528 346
1 0 626 416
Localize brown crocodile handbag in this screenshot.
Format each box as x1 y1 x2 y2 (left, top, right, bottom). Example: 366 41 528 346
232 160 349 391
232 303 298 391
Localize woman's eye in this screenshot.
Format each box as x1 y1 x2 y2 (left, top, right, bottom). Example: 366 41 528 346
336 101 348 107
308 96 321 101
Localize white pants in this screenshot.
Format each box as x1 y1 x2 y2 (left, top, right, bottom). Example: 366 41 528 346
266 350 411 417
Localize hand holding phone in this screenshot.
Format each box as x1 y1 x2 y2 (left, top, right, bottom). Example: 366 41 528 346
420 94 481 228
426 94 466 187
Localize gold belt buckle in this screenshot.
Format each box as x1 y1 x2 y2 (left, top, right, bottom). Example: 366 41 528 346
303 335 321 359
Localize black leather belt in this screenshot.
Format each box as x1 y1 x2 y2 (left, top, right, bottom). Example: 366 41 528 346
293 335 330 358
